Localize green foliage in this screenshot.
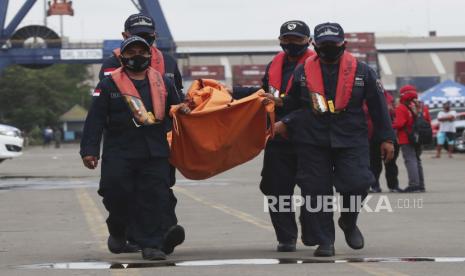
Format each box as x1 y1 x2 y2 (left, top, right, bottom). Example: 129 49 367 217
27 125 43 145
0 64 93 132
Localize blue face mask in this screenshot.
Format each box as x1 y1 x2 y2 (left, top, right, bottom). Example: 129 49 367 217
280 43 309 57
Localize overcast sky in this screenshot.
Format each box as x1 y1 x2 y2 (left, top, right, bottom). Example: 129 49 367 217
5 0 465 41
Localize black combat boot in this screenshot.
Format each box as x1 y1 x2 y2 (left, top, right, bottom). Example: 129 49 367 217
161 225 185 255
313 244 335 257
142 248 166 260
338 217 364 250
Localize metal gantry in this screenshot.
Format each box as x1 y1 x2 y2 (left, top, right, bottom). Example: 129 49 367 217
0 0 176 74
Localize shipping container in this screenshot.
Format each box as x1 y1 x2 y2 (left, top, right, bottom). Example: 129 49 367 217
396 76 440 92
232 65 267 87
344 32 376 48
455 61 465 85
183 65 225 80
344 33 379 73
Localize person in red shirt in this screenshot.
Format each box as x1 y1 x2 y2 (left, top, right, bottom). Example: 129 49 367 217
392 85 428 192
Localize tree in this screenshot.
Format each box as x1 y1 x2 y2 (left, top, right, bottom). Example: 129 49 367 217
0 64 93 132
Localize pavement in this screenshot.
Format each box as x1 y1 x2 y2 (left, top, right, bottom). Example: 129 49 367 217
0 144 464 275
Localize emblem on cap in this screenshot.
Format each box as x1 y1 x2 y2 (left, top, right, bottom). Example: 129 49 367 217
132 18 153 27
287 23 297 30
317 28 340 37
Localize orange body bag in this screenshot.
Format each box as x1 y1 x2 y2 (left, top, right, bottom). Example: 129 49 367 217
169 79 275 180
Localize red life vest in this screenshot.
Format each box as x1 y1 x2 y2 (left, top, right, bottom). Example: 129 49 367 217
113 46 165 75
111 67 167 124
268 50 315 96
304 52 357 112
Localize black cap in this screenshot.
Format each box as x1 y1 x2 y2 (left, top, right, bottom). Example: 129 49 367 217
120 36 151 53
279 20 310 38
124 13 155 34
314 22 345 44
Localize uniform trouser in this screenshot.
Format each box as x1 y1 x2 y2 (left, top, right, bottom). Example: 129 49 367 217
260 142 314 244
369 141 400 190
98 156 175 248
295 144 372 246
169 164 177 187
400 144 425 189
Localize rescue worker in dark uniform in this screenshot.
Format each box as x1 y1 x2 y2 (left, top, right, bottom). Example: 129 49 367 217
232 21 316 252
98 13 185 251
274 23 395 257
80 37 189 260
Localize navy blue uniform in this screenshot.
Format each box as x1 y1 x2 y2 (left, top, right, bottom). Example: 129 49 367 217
80 76 180 248
281 61 394 246
99 50 184 184
233 59 316 245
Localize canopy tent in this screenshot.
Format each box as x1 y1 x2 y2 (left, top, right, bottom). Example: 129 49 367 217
420 80 465 109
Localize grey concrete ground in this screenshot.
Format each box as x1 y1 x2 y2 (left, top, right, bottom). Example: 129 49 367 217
0 144 464 275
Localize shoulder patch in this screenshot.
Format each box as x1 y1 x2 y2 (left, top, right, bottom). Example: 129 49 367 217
355 76 365 87
92 88 101 97
103 68 117 76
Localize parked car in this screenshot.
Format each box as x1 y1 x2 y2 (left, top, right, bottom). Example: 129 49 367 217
0 124 24 163
430 112 465 152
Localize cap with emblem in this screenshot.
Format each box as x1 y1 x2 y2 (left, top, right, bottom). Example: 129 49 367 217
124 13 155 34
120 36 151 53
279 20 310 38
314 22 345 44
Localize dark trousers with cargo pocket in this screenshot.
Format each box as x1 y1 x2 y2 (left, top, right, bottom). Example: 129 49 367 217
98 157 174 249
261 142 315 245
296 144 372 246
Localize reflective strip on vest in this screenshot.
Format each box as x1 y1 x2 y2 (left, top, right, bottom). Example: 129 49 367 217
111 67 167 124
268 50 315 96
304 52 357 112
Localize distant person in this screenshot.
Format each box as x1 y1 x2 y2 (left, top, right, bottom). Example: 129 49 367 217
392 85 428 193
22 130 29 147
434 102 456 158
53 127 62 148
42 126 53 148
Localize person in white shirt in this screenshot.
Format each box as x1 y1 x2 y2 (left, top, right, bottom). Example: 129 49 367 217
435 102 456 158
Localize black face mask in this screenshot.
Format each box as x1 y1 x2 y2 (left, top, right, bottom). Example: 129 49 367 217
315 45 345 63
120 55 151 72
280 43 309 57
136 33 156 45
143 36 156 46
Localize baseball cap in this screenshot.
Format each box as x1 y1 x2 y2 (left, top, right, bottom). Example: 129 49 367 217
399 85 418 102
120 36 151 53
279 20 310 38
124 13 155 34
314 22 345 44
399 84 417 95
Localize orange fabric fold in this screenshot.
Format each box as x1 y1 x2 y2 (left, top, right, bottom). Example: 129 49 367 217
169 79 275 180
